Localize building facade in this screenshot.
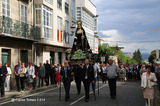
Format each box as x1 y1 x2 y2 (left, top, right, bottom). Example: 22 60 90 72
34 0 77 65
76 0 99 54
0 0 40 89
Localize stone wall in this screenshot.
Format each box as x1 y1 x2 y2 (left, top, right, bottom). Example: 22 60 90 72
0 37 33 90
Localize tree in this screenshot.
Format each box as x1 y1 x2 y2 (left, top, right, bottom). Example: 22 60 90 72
118 50 138 64
133 49 142 64
118 50 127 63
137 49 142 63
96 44 114 63
148 50 160 64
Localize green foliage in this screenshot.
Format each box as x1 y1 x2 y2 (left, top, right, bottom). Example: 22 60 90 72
66 49 72 54
71 49 86 60
118 50 137 64
148 50 160 64
95 44 114 63
118 50 126 63
133 49 142 64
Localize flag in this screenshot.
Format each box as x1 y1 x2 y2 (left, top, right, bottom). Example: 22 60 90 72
152 29 158 32
156 50 159 59
65 32 69 43
58 29 62 42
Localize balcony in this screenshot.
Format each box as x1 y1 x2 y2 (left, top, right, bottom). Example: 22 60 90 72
0 16 41 41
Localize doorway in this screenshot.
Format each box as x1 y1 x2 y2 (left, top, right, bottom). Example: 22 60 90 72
1 49 9 65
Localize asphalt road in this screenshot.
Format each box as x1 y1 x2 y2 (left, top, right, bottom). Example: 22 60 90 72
0 81 145 106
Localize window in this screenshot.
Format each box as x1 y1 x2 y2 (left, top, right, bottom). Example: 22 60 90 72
21 4 27 23
21 4 28 37
57 16 62 42
65 0 69 14
46 0 52 4
71 21 76 36
65 20 69 43
65 20 68 32
58 52 62 64
43 5 52 38
71 0 76 19
2 0 11 34
57 0 62 10
2 0 10 17
36 9 41 25
72 21 76 27
81 9 94 31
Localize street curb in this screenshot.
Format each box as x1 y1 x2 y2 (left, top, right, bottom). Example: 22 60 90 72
0 85 57 103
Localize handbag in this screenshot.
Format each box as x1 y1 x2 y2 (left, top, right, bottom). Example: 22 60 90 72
150 81 158 87
150 81 155 87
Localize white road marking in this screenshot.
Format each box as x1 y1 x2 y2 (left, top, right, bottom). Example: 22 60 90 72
70 82 122 106
0 87 59 106
69 84 107 106
0 81 122 106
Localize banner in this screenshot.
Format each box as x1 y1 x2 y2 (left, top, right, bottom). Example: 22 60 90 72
58 29 62 42
156 50 159 59
64 32 69 43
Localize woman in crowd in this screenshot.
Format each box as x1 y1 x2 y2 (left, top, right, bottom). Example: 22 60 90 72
119 65 126 84
125 65 129 80
101 63 107 84
55 65 61 87
128 65 133 80
141 65 157 106
26 62 35 90
50 64 56 85
5 63 12 91
132 65 138 81
155 64 160 91
140 65 146 79
18 63 27 92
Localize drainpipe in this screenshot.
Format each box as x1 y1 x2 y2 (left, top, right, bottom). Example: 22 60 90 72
32 0 36 63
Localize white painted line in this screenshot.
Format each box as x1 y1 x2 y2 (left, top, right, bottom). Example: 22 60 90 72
70 82 122 106
0 87 59 106
70 84 107 106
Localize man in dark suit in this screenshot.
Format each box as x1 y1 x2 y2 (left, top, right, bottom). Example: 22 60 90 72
81 59 94 102
44 60 51 86
50 64 56 85
72 64 82 95
60 61 73 101
0 62 8 97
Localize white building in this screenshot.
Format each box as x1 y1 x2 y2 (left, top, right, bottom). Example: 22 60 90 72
76 0 99 54
34 0 77 64
126 53 133 59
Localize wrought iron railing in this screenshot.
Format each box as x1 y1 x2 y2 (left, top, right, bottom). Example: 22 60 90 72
0 16 41 41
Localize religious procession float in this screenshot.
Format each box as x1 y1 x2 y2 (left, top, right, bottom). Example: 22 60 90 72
66 20 95 65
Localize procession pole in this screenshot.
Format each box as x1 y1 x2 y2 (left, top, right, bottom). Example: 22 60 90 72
59 76 61 101
98 73 99 95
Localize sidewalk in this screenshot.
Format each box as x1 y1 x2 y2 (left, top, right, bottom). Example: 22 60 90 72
0 84 57 103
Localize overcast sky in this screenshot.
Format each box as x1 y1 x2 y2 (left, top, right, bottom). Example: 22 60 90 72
91 0 160 54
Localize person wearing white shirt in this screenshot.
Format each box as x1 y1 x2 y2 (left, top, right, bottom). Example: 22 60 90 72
92 62 100 94
106 58 119 100
5 63 12 91
141 65 157 106
102 63 107 84
26 62 35 90
18 63 27 92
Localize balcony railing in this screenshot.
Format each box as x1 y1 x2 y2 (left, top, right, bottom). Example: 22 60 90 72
0 16 41 41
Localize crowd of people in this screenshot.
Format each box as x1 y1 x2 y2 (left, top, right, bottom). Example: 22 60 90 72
0 59 160 105
0 60 67 97
97 62 159 106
